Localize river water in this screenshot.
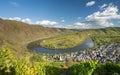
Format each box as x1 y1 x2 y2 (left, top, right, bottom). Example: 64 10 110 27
30 38 94 54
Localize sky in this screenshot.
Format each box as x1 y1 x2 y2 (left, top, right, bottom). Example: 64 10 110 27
0 0 120 29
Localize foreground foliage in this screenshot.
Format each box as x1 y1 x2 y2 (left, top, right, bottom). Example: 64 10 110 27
0 46 63 75
92 62 120 75
67 61 120 75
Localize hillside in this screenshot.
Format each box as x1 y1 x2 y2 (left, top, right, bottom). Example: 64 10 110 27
0 18 79 57
38 27 120 50
0 18 60 46
0 18 62 58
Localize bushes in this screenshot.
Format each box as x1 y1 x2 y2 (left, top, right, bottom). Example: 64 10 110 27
0 46 15 75
67 61 120 75
36 62 63 75
14 58 38 75
67 61 97 75
0 46 63 75
92 62 120 75
45 64 63 75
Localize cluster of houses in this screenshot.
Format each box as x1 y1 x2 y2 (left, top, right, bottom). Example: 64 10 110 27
45 42 120 63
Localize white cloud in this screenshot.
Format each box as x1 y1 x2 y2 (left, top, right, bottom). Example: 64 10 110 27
100 4 107 9
86 1 95 7
74 22 85 26
8 17 21 21
5 17 32 24
36 20 58 26
74 22 89 29
10 2 19 7
0 17 90 29
61 20 65 22
86 3 120 27
22 18 32 24
3 17 57 25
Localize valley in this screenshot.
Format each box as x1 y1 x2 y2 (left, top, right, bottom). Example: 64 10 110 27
0 19 120 75
1 0 120 75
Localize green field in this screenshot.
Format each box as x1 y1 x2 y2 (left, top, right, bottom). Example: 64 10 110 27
39 34 87 49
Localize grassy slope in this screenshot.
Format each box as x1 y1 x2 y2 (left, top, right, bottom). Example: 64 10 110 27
92 27 120 48
39 29 93 49
0 18 59 45
39 27 120 50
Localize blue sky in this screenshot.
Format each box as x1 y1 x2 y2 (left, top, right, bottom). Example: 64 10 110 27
0 0 120 29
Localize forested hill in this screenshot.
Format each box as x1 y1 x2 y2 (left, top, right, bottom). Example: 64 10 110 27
0 18 60 46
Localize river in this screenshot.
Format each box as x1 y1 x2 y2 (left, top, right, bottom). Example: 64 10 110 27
30 38 94 54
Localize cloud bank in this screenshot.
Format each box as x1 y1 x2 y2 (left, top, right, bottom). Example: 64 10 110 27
86 3 120 27
36 20 58 26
